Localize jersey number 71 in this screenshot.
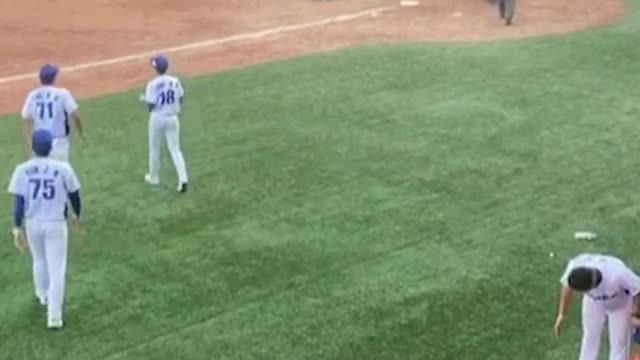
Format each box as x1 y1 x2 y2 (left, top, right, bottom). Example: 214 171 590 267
36 102 54 119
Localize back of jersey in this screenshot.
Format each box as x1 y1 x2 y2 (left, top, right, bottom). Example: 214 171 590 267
145 75 184 117
21 86 79 139
8 158 81 222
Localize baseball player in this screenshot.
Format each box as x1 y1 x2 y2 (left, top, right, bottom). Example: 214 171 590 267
498 0 515 25
21 64 86 163
8 129 82 330
139 55 189 193
554 253 640 360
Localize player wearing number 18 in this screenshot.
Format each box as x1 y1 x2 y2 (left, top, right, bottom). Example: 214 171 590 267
7 129 82 330
21 64 86 163
140 55 189 193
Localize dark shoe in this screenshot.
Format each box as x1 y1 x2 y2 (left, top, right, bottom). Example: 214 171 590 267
178 183 188 193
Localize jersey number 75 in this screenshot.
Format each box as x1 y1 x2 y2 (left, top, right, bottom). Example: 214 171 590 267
29 178 56 200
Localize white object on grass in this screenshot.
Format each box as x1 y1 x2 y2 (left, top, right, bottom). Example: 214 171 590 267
575 231 597 241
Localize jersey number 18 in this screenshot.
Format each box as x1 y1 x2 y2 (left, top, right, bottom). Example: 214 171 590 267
158 89 176 105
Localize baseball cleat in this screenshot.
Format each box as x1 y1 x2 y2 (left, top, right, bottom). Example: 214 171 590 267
144 174 160 185
47 318 63 330
178 183 188 193
505 18 513 25
34 296 47 306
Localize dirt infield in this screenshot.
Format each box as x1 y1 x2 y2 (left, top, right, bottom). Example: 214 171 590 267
0 0 626 115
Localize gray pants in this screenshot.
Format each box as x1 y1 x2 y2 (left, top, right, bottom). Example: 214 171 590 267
498 0 515 24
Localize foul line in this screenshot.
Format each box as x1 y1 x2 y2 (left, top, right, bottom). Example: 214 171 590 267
0 6 394 85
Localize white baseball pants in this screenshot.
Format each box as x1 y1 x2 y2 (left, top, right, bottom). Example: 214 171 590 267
25 220 69 323
579 295 632 360
50 138 70 163
148 115 188 184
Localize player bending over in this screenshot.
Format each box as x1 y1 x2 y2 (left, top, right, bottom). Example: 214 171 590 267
21 64 86 163
8 129 82 330
554 253 640 360
140 55 189 193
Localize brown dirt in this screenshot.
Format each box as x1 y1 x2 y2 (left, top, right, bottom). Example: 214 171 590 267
0 0 626 116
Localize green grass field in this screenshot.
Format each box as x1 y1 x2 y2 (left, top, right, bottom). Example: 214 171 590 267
2 5 640 360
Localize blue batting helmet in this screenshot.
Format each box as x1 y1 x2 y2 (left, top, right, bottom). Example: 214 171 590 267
151 55 169 74
39 64 59 85
32 129 53 157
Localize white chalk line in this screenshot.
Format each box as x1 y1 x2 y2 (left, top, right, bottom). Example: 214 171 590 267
0 6 395 85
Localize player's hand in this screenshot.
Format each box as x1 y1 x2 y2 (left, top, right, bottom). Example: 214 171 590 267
12 228 27 252
554 314 566 336
138 93 146 102
71 217 83 230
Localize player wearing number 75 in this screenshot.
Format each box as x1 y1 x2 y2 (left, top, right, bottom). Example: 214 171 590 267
21 64 86 163
7 129 82 330
139 55 189 193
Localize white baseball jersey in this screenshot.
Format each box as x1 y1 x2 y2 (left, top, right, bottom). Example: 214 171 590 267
144 75 183 117
21 86 78 139
7 157 81 221
560 254 640 310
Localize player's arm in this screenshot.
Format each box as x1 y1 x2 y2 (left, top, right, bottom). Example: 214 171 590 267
619 265 640 316
21 94 34 151
554 261 575 336
178 80 184 106
71 110 85 141
140 83 156 112
556 285 574 318
64 165 82 220
22 118 34 150
7 168 27 251
64 91 85 141
68 191 82 219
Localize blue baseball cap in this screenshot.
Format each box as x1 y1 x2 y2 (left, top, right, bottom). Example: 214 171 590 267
32 129 53 157
39 64 59 85
150 55 169 74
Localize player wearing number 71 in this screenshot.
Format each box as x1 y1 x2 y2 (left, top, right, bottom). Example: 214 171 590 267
21 64 86 163
7 129 82 330
140 55 189 193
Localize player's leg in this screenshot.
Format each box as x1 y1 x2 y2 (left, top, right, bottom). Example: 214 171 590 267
579 296 606 360
164 116 188 191
43 221 69 329
504 0 515 25
498 0 506 18
607 297 633 360
146 117 162 185
50 138 70 163
25 221 49 305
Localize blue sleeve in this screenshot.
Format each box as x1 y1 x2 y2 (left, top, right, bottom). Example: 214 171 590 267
147 103 155 112
14 195 25 228
68 191 82 217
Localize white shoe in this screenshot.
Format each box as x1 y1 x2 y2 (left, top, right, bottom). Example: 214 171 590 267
144 174 160 185
34 295 47 306
47 318 63 330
